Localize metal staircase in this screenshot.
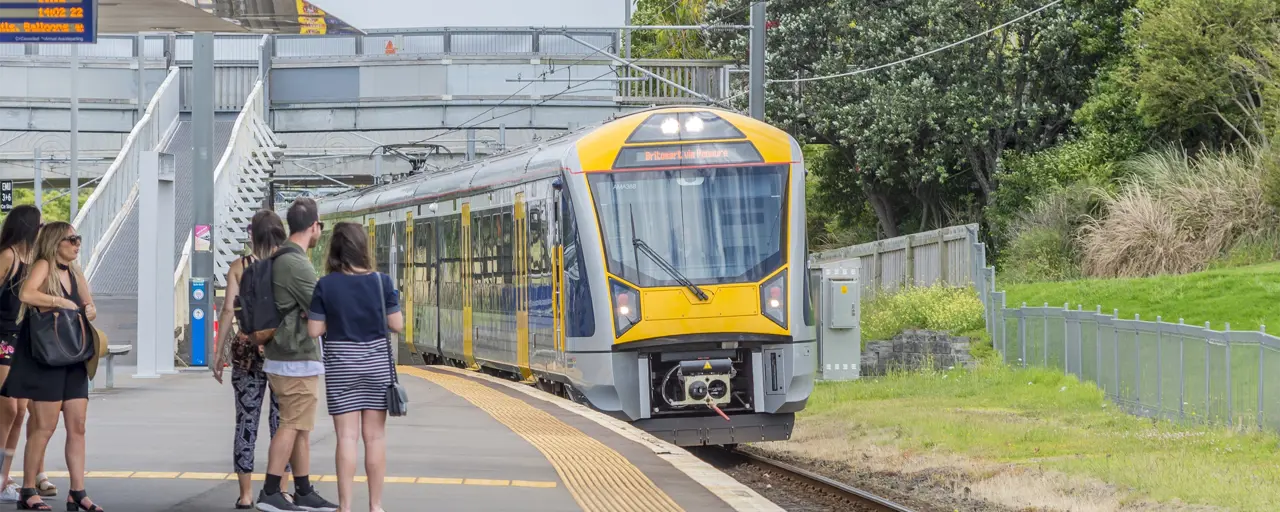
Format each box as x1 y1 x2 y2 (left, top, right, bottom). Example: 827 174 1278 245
75 70 281 366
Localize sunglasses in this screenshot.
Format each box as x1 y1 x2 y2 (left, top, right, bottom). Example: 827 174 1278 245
62 235 81 246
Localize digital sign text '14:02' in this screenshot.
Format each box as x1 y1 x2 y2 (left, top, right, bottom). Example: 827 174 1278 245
0 0 96 44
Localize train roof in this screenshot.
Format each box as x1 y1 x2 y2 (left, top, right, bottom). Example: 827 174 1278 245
310 105 789 217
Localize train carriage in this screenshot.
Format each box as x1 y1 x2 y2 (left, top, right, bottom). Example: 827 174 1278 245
310 106 815 446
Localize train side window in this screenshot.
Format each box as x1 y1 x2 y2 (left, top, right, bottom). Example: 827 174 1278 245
803 238 814 327
501 209 513 286
561 193 595 338
529 202 549 275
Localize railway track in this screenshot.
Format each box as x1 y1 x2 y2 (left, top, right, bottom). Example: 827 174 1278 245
703 447 917 512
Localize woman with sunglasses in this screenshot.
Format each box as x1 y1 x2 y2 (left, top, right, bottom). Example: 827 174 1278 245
0 207 55 503
1 222 103 511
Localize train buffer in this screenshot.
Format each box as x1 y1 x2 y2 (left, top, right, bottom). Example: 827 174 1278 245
26 364 782 511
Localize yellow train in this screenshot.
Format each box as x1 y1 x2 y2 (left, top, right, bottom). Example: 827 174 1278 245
311 106 815 445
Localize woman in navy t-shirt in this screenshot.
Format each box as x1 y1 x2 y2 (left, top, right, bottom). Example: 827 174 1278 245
306 222 402 512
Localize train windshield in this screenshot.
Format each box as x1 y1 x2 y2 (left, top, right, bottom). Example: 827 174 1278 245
588 165 788 287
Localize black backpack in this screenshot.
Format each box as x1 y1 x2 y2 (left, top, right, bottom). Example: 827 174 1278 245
234 245 303 345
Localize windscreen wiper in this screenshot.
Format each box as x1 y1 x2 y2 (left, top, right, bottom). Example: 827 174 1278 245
632 238 709 301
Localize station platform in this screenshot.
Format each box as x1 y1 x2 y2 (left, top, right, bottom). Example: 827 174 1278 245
8 365 780 512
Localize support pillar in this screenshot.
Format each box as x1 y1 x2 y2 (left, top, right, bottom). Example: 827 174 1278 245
749 1 767 120
32 149 41 208
157 154 177 374
190 33 215 368
70 44 80 220
133 151 175 379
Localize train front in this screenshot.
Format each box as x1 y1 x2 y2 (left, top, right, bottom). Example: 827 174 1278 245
566 107 816 446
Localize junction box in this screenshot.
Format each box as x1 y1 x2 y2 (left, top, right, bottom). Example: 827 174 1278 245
814 262 862 380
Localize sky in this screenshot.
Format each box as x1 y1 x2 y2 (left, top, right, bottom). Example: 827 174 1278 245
313 0 629 30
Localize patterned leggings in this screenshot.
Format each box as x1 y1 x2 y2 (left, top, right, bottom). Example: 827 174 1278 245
232 367 285 474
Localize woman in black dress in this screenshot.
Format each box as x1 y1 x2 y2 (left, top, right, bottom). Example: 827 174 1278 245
3 222 102 511
0 206 54 503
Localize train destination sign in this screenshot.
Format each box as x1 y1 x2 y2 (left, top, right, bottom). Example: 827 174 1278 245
0 0 97 44
613 141 764 169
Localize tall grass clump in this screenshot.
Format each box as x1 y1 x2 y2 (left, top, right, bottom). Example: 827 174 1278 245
1081 146 1279 278
998 181 1104 282
861 285 985 342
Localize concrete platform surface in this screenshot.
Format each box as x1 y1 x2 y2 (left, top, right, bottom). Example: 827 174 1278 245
0 365 777 512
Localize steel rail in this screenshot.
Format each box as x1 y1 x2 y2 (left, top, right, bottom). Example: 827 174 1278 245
726 447 917 512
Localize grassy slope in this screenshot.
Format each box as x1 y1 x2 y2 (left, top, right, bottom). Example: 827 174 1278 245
793 365 1280 511
1003 262 1280 332
769 268 1280 510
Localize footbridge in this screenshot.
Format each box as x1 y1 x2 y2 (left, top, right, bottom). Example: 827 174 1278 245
15 29 737 368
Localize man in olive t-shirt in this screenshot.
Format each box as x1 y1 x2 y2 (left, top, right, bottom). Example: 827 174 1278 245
255 198 337 512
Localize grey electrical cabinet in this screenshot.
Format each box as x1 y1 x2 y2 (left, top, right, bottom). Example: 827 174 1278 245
817 263 861 381
827 280 859 328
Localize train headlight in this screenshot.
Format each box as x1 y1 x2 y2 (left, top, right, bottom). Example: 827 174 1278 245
610 279 641 337
660 116 680 135
760 270 788 328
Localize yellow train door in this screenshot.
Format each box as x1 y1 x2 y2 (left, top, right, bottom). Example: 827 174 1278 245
514 194 532 379
461 203 475 368
404 211 416 355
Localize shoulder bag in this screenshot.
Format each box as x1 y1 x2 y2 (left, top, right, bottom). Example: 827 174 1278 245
29 306 94 367
376 273 408 417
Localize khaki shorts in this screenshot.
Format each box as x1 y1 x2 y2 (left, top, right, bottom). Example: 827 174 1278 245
267 374 319 431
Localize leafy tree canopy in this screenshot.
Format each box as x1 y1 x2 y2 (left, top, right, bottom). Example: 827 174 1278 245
707 0 1132 239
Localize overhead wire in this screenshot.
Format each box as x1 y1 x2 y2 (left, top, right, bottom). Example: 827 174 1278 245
405 45 615 146
407 35 692 150
768 0 1064 84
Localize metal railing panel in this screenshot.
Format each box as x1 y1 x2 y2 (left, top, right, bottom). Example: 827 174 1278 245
74 67 181 278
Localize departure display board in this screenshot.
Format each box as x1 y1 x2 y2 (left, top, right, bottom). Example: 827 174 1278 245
0 0 97 44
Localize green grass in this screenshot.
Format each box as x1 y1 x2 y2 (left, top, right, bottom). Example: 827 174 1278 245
1003 262 1280 332
798 365 1280 511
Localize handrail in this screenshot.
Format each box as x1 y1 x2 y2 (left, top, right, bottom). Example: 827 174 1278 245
76 66 181 277
173 79 266 290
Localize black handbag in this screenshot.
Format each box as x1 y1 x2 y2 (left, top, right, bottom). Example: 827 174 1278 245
376 274 408 417
28 306 94 367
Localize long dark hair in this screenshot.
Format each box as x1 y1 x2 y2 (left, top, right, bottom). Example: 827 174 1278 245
325 222 371 274
249 209 287 260
0 205 41 260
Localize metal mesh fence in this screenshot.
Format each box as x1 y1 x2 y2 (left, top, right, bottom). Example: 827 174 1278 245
952 226 1280 432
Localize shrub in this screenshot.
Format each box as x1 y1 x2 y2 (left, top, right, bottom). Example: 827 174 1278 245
1081 146 1278 278
1266 149 1280 214
997 181 1103 282
861 285 985 343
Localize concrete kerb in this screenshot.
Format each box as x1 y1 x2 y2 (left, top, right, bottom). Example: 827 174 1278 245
430 366 785 512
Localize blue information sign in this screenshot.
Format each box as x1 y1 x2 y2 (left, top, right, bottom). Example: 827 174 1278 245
0 0 97 44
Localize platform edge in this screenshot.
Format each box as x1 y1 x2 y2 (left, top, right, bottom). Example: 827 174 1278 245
429 366 785 512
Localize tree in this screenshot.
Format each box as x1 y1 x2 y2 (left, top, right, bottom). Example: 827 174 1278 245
630 0 725 59
708 0 1132 239
0 187 92 225
1123 0 1280 151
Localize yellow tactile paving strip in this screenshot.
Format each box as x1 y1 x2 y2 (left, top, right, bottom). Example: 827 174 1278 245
8 471 555 488
401 366 686 512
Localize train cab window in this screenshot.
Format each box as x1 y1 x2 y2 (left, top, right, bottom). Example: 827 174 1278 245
587 165 788 287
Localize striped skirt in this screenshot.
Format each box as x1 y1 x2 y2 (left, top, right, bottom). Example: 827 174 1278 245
321 338 393 415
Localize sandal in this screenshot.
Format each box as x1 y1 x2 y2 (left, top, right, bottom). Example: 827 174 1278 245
235 498 252 510
17 488 50 511
36 477 56 497
66 489 103 512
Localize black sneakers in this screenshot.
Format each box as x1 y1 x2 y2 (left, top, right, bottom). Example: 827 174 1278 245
253 490 303 512
291 490 338 512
